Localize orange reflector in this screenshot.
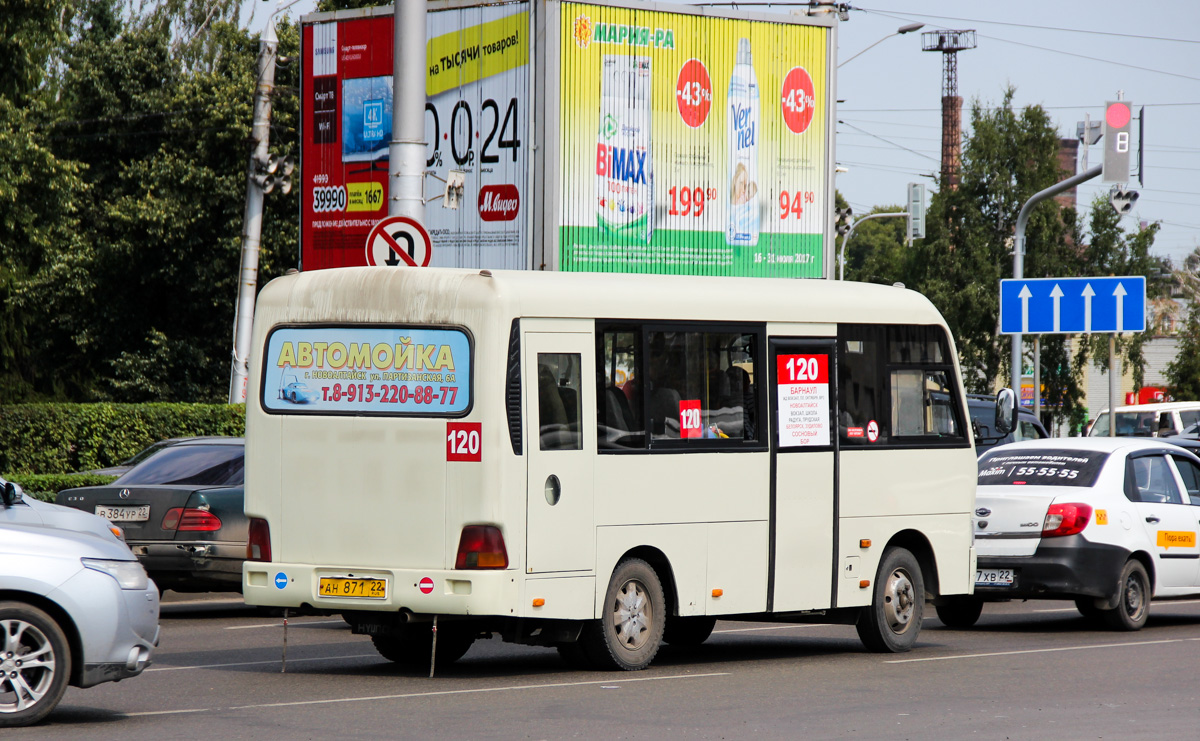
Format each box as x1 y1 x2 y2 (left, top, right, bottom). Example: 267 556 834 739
859 580 871 589
712 588 723 598
859 539 871 548
532 598 545 607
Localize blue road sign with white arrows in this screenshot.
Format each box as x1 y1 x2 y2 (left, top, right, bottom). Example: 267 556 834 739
1000 276 1145 335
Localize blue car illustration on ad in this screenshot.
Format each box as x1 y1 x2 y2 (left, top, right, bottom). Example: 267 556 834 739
278 373 317 404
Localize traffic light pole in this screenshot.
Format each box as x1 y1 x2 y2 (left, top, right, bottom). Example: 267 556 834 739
838 212 907 281
1009 164 1101 400
229 0 299 404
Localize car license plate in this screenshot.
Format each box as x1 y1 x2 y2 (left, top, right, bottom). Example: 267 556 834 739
975 568 1014 586
94 504 150 522
318 577 387 599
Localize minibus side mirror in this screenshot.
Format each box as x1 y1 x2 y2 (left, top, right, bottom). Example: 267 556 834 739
994 388 1016 436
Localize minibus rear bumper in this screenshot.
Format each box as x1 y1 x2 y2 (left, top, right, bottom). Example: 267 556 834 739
242 562 514 615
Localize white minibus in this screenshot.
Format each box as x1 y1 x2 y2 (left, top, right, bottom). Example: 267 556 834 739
243 267 986 670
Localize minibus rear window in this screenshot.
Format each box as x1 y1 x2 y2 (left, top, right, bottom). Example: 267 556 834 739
260 325 472 416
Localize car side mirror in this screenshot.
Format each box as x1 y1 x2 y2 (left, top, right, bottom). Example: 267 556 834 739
2 481 20 507
994 388 1016 436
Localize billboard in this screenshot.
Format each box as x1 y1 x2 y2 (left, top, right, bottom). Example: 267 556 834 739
301 4 530 270
555 2 831 277
300 1 835 277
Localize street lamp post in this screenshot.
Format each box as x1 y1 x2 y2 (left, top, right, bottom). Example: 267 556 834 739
838 22 924 68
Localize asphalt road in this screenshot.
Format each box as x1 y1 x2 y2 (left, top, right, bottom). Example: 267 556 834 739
12 592 1200 739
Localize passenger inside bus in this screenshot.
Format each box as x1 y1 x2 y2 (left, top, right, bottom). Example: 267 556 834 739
645 333 682 439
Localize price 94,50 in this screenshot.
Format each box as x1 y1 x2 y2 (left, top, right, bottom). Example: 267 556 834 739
778 189 815 220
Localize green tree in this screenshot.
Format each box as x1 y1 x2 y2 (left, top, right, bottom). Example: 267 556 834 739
0 0 88 401
1071 195 1165 399
1165 301 1200 401
843 205 909 286
905 88 1068 395
13 0 301 402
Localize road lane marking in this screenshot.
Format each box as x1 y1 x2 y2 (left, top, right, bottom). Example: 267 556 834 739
127 673 731 716
225 619 345 630
886 636 1200 663
1031 600 1200 614
146 653 378 672
126 708 210 717
228 672 730 710
714 624 829 634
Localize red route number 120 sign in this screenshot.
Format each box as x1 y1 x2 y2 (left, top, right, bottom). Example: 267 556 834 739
447 422 482 462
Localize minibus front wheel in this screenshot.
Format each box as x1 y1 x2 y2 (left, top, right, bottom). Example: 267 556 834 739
856 547 924 653
581 558 666 671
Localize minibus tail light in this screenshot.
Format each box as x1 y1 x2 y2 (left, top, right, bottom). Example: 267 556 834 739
1042 503 1092 538
455 525 508 569
248 517 272 561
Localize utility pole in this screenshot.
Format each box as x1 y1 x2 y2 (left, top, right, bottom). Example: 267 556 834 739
390 0 427 223
229 0 300 404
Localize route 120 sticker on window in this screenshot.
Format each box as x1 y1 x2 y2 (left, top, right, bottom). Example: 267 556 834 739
776 353 829 447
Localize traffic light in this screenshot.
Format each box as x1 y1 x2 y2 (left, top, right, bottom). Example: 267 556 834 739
907 183 926 240
835 207 853 236
252 154 295 195
1109 185 1138 215
1102 100 1132 183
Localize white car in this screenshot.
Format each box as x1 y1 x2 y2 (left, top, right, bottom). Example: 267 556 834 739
1 480 159 727
935 437 1200 631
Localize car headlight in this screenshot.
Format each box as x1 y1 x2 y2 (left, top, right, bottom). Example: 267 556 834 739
82 558 149 590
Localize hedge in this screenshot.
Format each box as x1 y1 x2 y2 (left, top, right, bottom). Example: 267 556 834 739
0 403 245 476
5 473 118 502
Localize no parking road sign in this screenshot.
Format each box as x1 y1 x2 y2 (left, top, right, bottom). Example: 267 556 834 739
365 216 432 267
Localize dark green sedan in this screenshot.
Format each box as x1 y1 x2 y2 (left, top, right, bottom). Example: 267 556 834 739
58 438 247 594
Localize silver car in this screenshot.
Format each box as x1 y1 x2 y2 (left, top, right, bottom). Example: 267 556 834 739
1 480 160 727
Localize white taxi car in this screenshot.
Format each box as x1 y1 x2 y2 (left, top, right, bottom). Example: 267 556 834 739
934 437 1200 631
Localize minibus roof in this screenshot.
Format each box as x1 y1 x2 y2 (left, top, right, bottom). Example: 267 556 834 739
255 267 948 328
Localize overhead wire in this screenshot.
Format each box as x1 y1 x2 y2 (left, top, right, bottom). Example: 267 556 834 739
854 7 1200 44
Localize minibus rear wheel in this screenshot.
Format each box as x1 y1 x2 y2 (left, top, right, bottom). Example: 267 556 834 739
856 547 924 653
582 558 666 670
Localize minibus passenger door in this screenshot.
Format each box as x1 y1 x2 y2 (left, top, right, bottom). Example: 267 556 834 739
523 330 595 574
769 339 837 611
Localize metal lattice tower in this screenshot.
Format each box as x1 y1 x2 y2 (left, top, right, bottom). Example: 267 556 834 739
922 30 977 188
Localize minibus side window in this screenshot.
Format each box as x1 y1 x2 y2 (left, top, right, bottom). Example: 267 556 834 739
538 353 582 451
891 369 960 438
597 328 646 449
886 325 966 443
838 324 966 446
837 326 884 445
643 330 758 442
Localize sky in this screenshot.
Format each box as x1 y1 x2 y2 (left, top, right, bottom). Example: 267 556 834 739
248 0 1200 266
832 0 1200 267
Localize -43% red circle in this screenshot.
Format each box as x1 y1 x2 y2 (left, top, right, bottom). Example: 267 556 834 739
675 59 713 129
780 66 816 134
